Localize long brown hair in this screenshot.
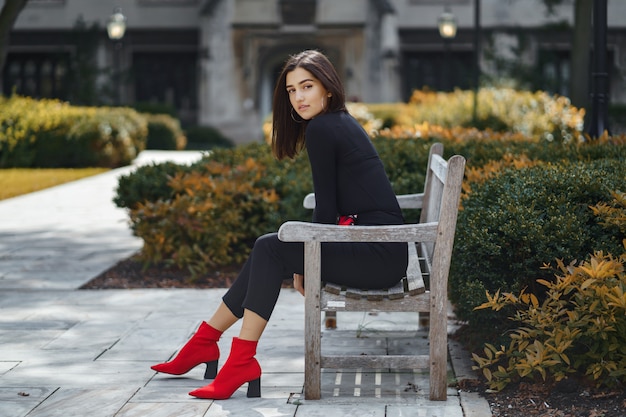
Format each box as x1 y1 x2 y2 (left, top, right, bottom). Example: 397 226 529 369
271 50 346 160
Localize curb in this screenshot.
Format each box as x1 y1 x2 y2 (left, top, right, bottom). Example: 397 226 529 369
448 323 493 417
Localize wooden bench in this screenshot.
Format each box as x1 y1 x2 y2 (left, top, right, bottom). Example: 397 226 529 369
277 142 465 401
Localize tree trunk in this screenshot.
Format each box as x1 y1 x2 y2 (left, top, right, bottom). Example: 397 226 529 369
569 0 593 115
0 0 29 89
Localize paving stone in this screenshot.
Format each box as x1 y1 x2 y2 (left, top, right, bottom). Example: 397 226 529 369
1 360 155 387
0 401 38 417
292 403 385 416
0 330 67 349
0 320 76 330
25 387 138 417
386 403 465 417
203 398 298 417
0 386 55 401
44 323 132 351
129 384 206 403
0 361 19 374
0 387 57 417
115 402 212 417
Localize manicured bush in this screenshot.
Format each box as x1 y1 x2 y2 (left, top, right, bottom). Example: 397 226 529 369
145 114 187 150
0 95 147 168
113 161 192 210
450 160 626 335
129 159 281 275
115 142 312 222
184 125 234 150
470 192 626 391
115 142 314 270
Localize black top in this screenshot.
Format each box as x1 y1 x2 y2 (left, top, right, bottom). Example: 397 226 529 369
305 111 404 226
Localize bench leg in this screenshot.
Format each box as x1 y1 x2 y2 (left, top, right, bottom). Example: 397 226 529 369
304 242 322 400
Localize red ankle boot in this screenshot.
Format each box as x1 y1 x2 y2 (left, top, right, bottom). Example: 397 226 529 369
151 321 222 379
189 337 261 399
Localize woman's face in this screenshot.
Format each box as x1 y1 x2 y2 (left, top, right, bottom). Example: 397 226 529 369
286 67 330 120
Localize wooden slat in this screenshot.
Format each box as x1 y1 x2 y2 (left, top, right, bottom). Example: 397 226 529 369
323 283 342 295
406 243 426 295
387 280 405 300
429 154 448 184
396 193 424 209
278 222 438 243
418 243 433 286
365 289 385 301
321 290 430 312
321 354 430 370
345 288 365 299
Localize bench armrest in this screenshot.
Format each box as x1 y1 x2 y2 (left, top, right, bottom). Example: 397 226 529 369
278 221 438 243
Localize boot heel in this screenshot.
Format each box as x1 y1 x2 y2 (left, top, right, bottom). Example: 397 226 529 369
246 377 261 398
204 360 218 379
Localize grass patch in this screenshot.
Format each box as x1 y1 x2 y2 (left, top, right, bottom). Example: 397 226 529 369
0 168 109 200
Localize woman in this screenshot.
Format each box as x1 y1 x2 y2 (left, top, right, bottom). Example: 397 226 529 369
151 49 408 400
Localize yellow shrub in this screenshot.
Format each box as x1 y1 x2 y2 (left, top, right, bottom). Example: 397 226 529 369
472 192 626 390
0 95 147 167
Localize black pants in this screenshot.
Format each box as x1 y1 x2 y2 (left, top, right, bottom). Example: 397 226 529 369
222 232 408 321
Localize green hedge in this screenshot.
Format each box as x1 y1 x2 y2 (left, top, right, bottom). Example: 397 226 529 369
0 95 147 168
450 159 626 341
114 134 625 276
145 114 187 150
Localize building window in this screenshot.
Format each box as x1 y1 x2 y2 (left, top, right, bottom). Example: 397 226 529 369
538 50 571 97
2 53 69 100
133 52 198 122
402 51 472 100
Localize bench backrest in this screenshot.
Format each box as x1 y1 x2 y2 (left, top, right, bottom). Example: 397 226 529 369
420 143 446 261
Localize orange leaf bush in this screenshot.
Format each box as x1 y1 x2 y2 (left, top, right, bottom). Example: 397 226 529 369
129 158 280 276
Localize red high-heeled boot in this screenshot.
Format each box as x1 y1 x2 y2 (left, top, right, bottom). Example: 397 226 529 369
189 337 261 399
151 321 222 379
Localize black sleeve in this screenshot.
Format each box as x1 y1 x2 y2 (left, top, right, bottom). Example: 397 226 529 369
305 118 338 224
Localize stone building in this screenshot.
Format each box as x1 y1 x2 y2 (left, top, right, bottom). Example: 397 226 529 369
2 0 625 142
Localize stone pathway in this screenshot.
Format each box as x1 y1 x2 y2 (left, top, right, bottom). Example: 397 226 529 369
0 151 491 417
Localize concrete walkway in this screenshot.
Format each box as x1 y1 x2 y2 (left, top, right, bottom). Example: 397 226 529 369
0 151 491 417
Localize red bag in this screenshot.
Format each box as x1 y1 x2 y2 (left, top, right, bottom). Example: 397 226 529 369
338 215 357 226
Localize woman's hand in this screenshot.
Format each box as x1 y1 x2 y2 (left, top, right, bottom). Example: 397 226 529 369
293 273 305 296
